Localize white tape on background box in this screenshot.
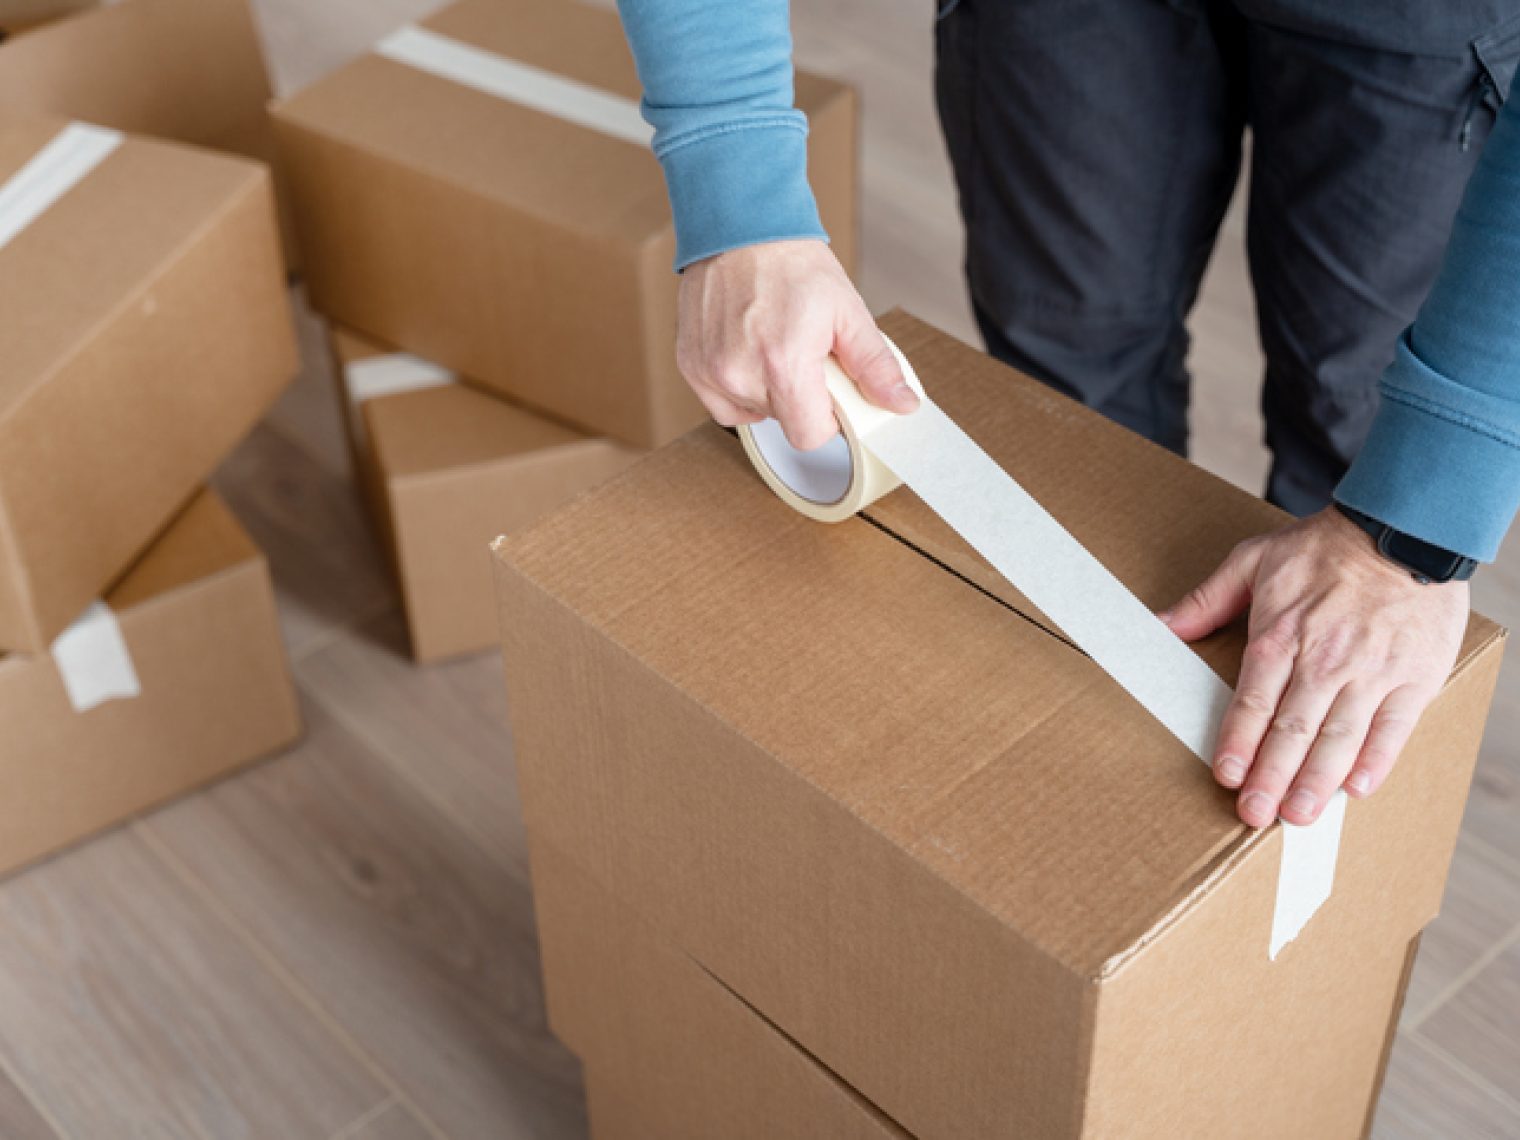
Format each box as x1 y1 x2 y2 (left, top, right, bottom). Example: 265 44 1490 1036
0 122 121 253
50 601 141 713
740 339 1345 958
343 353 457 452
375 26 654 147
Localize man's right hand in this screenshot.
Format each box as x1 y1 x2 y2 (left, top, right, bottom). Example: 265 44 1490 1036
676 239 921 449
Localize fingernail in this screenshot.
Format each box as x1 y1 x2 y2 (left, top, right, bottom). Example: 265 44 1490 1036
1156 609 1174 625
1216 755 1245 784
894 384 918 406
1346 771 1370 795
1283 789 1317 817
1240 790 1274 825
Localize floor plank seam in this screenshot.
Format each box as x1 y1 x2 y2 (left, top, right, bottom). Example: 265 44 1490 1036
296 674 529 884
1403 918 1520 1030
131 821 455 1140
1403 1030 1520 1117
0 1050 75 1140
328 1094 399 1140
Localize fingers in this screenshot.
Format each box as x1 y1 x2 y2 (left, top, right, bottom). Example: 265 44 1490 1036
834 306 919 414
766 352 839 450
1233 667 1342 828
1278 683 1381 824
1212 626 1295 791
689 380 765 428
1160 539 1263 642
1345 684 1432 798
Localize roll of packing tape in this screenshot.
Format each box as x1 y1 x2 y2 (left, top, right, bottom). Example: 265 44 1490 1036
739 333 1345 959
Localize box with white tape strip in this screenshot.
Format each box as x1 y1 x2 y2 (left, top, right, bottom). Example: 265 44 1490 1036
0 488 299 880
331 326 643 662
0 0 296 266
0 116 297 654
272 0 858 450
532 842 907 1140
493 312 1506 1140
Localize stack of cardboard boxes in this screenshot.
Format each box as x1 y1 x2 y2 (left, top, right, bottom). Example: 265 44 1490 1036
493 312 1507 1137
272 0 859 661
0 111 301 875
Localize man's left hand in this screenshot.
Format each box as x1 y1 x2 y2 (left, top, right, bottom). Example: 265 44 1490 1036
1160 507 1470 828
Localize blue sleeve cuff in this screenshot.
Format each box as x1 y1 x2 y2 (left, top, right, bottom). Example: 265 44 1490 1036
1335 334 1520 563
655 116 828 271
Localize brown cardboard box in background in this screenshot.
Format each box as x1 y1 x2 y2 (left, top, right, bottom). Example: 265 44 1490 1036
534 843 909 1140
0 489 300 879
0 117 297 654
0 0 298 266
494 311 1505 1139
274 0 858 449
331 327 643 662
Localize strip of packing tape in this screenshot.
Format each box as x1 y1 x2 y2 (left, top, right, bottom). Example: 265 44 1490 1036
739 338 1347 959
375 26 654 146
51 601 141 713
0 122 122 252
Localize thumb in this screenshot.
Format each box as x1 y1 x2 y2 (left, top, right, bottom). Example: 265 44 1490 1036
1159 540 1263 642
834 307 919 414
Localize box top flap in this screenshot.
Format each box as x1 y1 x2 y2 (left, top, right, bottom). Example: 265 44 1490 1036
368 383 602 477
272 0 849 247
107 489 259 611
0 116 265 421
494 310 1502 974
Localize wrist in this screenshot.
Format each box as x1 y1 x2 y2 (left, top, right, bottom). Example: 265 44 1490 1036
1333 502 1478 584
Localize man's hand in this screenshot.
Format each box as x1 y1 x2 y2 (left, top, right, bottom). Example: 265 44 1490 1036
1160 507 1469 829
676 240 920 448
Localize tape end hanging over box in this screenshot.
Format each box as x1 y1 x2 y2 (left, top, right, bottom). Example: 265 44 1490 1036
50 600 141 712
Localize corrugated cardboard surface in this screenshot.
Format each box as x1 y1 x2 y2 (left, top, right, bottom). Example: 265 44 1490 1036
0 117 297 653
0 0 295 265
493 311 1505 1138
275 0 858 449
532 843 910 1140
0 489 300 879
332 327 643 662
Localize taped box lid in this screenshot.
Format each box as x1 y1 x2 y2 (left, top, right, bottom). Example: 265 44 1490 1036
270 0 854 248
494 311 1506 1138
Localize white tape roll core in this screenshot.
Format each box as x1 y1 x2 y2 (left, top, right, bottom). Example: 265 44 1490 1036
739 336 1345 958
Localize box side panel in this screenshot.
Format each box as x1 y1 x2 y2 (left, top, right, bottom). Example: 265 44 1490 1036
0 537 300 877
274 118 676 448
1085 647 1505 1139
496 554 1091 1140
0 0 273 147
533 843 909 1140
391 444 642 662
0 172 296 646
803 80 860 280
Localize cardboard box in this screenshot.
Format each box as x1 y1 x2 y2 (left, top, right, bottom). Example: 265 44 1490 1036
274 0 858 449
0 116 297 654
493 311 1506 1139
331 326 643 662
0 489 300 879
0 0 296 266
532 843 908 1140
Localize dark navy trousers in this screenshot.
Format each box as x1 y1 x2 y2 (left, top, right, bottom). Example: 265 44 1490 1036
935 0 1520 513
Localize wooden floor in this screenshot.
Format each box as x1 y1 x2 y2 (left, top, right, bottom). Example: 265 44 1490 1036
3 2 1518 1137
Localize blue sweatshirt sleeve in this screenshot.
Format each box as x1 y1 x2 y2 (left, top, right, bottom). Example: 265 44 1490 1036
1336 93 1520 562
616 0 826 271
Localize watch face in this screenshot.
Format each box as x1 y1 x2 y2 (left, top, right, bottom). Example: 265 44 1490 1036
1381 530 1463 583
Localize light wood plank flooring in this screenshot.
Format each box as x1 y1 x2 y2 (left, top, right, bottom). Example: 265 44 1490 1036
0 1 1515 1136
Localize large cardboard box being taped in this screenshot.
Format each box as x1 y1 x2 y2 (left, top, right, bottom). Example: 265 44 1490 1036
331 326 643 662
493 311 1506 1140
0 117 297 654
273 0 859 449
0 0 297 266
0 489 300 879
532 844 908 1140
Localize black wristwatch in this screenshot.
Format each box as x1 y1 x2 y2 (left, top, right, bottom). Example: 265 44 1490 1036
1334 503 1478 584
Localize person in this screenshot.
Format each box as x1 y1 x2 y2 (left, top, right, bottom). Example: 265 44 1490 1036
613 1 1520 828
